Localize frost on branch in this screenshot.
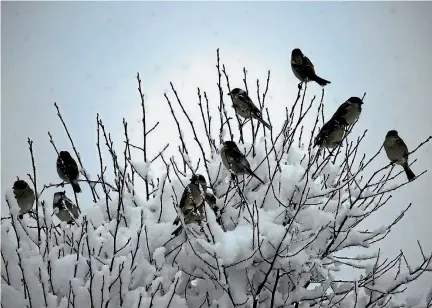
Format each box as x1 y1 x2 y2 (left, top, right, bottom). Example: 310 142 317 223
2 50 432 308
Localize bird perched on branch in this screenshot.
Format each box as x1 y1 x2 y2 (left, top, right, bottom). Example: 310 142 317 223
172 174 211 236
53 191 80 224
220 141 265 184
12 179 35 219
383 130 416 182
227 88 271 130
314 118 345 149
331 97 364 126
291 48 330 88
57 151 81 193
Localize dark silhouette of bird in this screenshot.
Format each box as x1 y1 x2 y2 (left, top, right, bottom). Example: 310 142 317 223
314 119 345 149
12 179 35 219
291 48 330 88
53 191 80 224
383 130 416 182
227 88 271 129
57 151 81 193
220 141 265 184
331 97 364 126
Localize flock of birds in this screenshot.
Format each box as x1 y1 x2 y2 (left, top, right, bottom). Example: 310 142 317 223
10 48 416 235
12 151 80 223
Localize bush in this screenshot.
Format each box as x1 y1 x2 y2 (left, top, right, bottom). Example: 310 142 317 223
2 49 432 308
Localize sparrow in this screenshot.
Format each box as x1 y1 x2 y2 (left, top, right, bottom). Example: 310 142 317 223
12 179 35 219
383 130 416 182
291 48 330 88
331 97 364 126
314 118 345 148
220 141 265 184
227 88 271 129
57 151 81 193
172 174 208 236
53 191 80 224
172 191 219 237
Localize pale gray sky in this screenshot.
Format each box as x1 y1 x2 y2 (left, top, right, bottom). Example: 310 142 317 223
2 1 431 300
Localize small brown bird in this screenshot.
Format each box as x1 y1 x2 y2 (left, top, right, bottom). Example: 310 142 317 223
331 97 364 126
227 88 271 129
383 130 415 181
57 151 81 193
12 179 35 219
53 191 80 224
172 191 219 237
314 119 345 148
172 174 208 236
220 141 265 184
291 48 330 88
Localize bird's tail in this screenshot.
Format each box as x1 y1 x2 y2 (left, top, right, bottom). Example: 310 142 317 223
402 164 416 182
71 180 82 193
247 168 265 184
258 117 272 130
171 225 183 236
312 74 331 87
173 216 180 225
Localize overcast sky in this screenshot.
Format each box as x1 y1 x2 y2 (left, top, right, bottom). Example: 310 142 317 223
2 1 431 301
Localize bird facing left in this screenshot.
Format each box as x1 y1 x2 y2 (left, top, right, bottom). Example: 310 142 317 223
220 141 265 184
12 179 35 219
227 88 272 130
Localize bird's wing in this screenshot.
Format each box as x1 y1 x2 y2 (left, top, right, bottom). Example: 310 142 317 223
315 120 337 144
396 137 409 156
302 56 315 70
179 186 192 209
58 154 79 171
226 148 245 164
179 184 203 209
293 55 316 76
227 148 252 171
63 196 75 210
238 93 261 115
331 101 350 121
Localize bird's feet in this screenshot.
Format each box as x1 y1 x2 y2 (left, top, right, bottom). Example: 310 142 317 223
18 214 23 219
298 82 303 90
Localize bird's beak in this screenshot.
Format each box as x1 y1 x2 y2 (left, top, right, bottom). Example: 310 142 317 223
227 92 232 96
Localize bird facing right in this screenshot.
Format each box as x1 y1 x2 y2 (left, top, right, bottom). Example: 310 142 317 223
331 97 364 126
383 130 416 182
314 118 345 149
56 151 82 193
220 141 265 184
12 179 35 219
53 191 80 224
291 48 331 88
